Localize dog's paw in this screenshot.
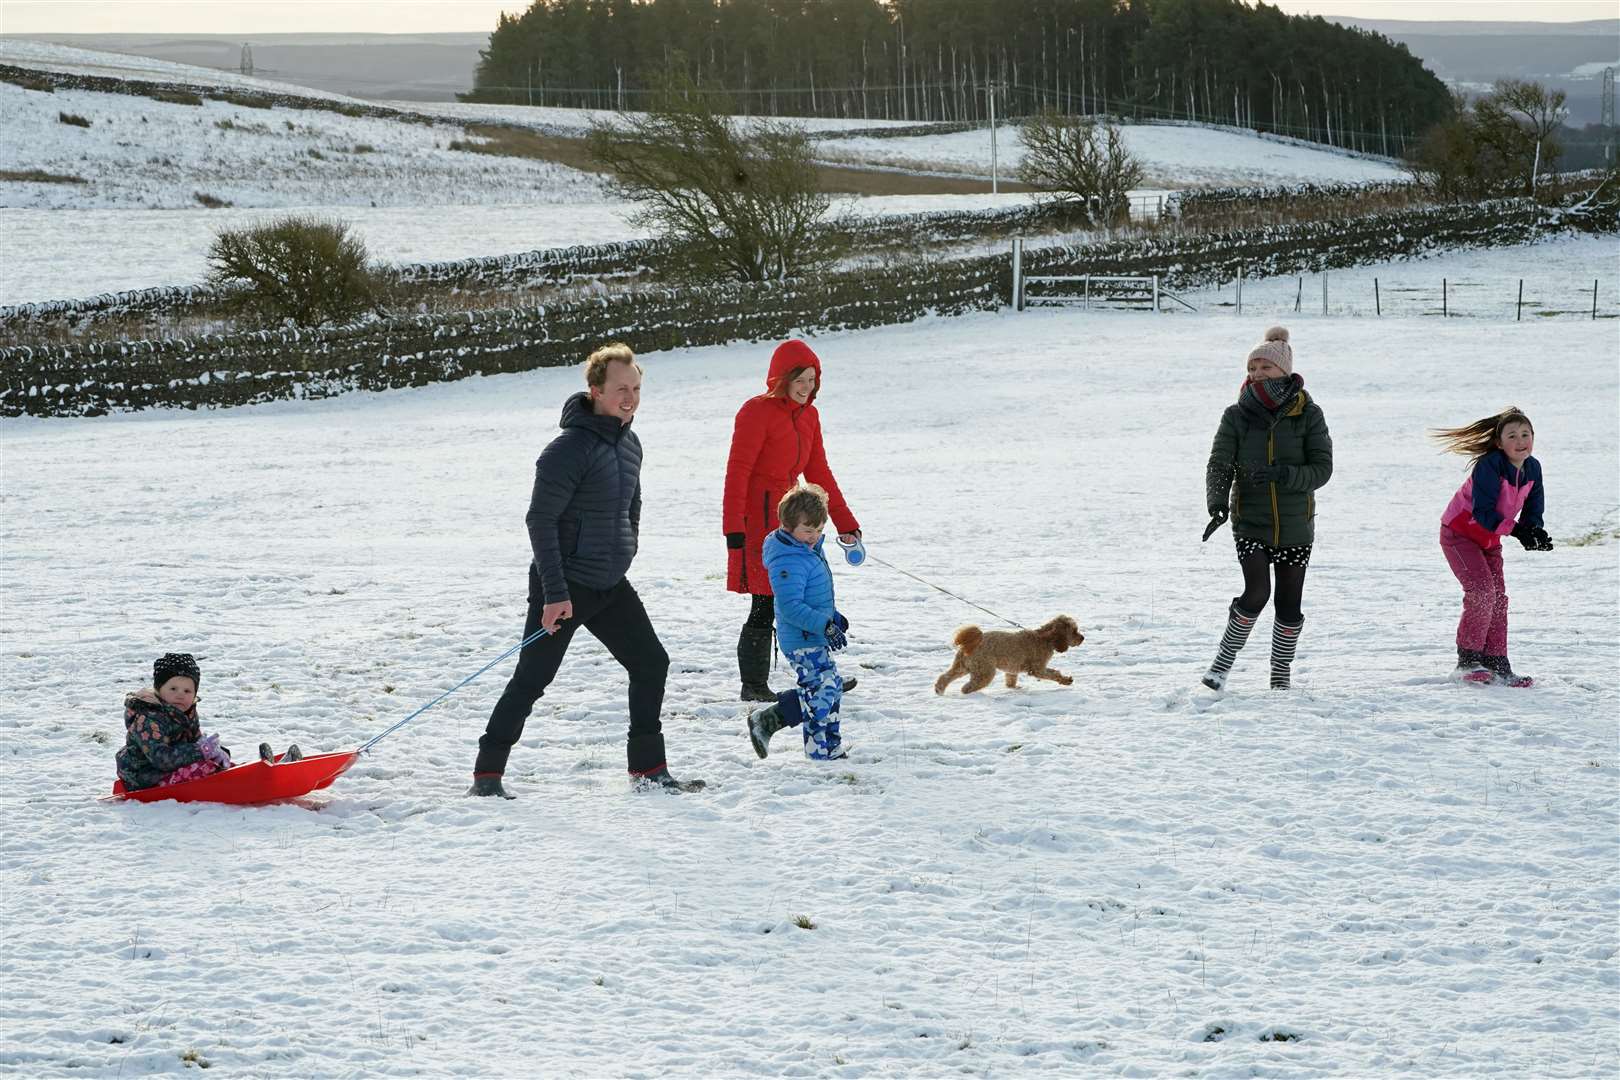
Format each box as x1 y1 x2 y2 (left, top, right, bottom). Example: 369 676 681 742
1057 675 1073 686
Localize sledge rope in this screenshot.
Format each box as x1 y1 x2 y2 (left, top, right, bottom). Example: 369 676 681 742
358 627 551 754
863 554 1027 630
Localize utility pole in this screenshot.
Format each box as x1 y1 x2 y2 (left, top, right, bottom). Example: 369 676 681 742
988 81 1000 195
1603 67 1616 165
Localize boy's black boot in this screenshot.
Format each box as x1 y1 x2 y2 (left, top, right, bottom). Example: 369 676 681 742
467 774 516 799
737 626 775 702
748 704 786 759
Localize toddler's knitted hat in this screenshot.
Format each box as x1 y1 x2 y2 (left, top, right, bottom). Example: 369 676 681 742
153 652 200 688
1246 326 1293 375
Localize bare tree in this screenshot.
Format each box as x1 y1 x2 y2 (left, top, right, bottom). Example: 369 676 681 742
1486 78 1567 188
207 216 376 326
1015 111 1145 224
1407 81 1568 200
586 68 835 283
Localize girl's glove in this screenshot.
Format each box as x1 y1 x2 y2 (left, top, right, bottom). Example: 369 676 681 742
197 733 232 769
1511 523 1554 551
826 619 848 652
1202 507 1229 542
725 532 745 550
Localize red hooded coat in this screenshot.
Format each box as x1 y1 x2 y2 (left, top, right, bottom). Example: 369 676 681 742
724 340 858 595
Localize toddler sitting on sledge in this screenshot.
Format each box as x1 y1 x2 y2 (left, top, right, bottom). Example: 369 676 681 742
115 653 301 791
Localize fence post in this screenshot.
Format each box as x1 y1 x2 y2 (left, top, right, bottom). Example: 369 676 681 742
1442 277 1447 318
1084 275 1091 310
1237 265 1243 315
1295 276 1303 313
1517 279 1523 321
1375 277 1380 317
1012 238 1023 312
1322 273 1328 316
1153 273 1160 313
1594 279 1600 320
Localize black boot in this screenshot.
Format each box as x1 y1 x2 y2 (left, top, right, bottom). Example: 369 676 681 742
1269 616 1302 690
467 774 516 799
627 732 706 791
738 626 775 701
748 704 786 759
1482 654 1534 688
1453 647 1493 683
631 766 707 793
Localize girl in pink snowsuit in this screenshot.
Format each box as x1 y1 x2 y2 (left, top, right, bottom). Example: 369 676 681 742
1431 408 1551 687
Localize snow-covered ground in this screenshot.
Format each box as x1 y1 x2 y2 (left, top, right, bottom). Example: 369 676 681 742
1175 233 1620 320
2 240 1616 1078
0 79 608 211
817 123 1406 187
0 193 1038 306
0 38 362 99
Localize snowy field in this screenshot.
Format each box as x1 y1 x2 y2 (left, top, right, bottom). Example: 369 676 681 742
0 193 1036 306
816 122 1406 187
2 239 1617 1077
0 80 608 211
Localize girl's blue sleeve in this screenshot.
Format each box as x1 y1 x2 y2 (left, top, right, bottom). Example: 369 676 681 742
1521 459 1545 528
1470 455 1504 530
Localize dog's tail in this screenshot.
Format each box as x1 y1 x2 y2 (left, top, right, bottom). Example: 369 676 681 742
952 625 984 655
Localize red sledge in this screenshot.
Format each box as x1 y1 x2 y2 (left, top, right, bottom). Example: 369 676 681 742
106 749 359 806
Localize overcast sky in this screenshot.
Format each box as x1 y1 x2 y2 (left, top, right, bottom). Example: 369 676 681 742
0 0 1615 35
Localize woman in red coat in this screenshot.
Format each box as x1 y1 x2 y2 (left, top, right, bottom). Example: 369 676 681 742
724 339 860 700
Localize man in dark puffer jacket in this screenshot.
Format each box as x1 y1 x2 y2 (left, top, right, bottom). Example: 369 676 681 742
471 343 704 797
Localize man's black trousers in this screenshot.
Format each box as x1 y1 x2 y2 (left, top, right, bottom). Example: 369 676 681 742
474 570 670 777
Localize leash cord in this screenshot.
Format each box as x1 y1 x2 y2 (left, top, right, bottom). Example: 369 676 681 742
865 554 1027 630
358 626 551 754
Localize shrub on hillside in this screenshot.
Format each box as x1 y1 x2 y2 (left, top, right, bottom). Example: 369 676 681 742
206 216 377 326
1016 112 1144 226
586 63 837 283
57 112 91 127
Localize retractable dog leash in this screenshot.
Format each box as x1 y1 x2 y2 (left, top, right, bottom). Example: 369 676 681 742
837 537 1025 630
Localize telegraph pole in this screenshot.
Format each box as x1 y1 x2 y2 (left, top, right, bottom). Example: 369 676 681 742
1602 67 1616 165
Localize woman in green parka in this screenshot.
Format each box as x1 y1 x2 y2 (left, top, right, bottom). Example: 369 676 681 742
1200 326 1333 691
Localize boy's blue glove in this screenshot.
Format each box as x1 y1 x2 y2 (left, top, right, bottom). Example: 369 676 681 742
826 617 848 652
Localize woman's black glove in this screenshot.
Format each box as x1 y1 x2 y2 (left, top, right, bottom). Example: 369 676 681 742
1511 522 1554 551
725 532 745 550
1202 507 1229 542
1247 463 1287 483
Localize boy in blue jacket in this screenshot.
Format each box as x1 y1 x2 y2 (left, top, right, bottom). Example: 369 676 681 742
747 484 850 761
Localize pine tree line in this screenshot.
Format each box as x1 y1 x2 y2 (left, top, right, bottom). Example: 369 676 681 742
464 0 1454 156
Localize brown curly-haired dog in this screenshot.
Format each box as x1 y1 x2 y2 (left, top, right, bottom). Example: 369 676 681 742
933 616 1086 695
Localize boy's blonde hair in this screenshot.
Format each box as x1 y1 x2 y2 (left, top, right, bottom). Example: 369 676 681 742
778 483 829 530
584 342 639 388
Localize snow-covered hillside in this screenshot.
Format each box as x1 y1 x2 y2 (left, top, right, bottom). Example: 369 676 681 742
0 79 608 210
817 122 1406 187
1 238 1616 1078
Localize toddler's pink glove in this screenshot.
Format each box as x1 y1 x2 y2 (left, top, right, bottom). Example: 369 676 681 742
197 733 232 769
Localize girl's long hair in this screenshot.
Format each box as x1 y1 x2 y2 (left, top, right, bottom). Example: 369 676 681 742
769 365 813 399
1430 407 1534 466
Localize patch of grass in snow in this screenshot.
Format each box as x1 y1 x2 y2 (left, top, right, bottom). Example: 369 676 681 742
351 143 377 153
84 730 111 745
178 1047 211 1068
152 88 203 106
0 168 87 185
57 111 91 128
193 191 232 208
792 913 817 929
214 91 273 110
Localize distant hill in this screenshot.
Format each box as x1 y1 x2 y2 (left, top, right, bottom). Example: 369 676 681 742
1330 18 1619 125
4 32 486 100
